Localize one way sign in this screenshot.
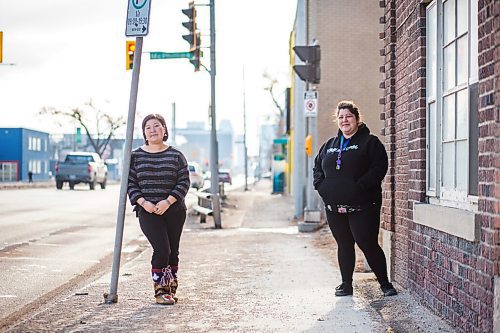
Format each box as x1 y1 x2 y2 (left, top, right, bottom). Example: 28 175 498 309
126 0 151 37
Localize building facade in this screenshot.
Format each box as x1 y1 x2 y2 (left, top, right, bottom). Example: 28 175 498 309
0 128 51 182
308 0 384 145
380 0 499 332
290 0 384 217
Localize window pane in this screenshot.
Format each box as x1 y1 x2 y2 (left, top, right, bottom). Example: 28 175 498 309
457 35 468 85
456 140 468 190
443 94 456 141
429 102 437 188
443 44 456 91
427 5 437 96
470 0 478 82
444 0 456 44
457 0 468 36
456 89 468 139
442 142 455 188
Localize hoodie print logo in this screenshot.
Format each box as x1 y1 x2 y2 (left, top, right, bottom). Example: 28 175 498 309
326 145 358 154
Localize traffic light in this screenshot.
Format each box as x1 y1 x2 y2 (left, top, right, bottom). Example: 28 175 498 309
305 134 313 157
182 1 202 71
126 40 135 70
182 2 197 51
293 45 321 84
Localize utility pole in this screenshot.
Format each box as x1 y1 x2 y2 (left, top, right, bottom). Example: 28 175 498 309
243 67 248 191
293 0 322 232
292 0 307 219
209 0 222 228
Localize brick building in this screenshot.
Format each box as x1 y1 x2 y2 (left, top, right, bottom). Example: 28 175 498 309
380 0 499 332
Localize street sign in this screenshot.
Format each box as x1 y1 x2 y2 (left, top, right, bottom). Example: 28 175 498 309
125 0 152 37
304 90 318 117
150 51 193 60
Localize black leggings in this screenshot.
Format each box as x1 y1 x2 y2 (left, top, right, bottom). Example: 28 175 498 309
138 207 186 269
326 204 389 286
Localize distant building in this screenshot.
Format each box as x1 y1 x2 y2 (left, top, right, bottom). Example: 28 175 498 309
0 128 51 182
175 120 234 171
258 123 277 176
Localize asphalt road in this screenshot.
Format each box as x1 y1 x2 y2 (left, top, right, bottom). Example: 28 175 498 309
0 183 197 322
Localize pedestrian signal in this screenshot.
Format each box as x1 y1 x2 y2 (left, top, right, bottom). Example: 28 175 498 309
293 45 321 84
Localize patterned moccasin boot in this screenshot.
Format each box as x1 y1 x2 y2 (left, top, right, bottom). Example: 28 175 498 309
152 267 175 305
153 283 175 305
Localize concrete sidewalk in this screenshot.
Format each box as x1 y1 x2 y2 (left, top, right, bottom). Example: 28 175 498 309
5 180 456 333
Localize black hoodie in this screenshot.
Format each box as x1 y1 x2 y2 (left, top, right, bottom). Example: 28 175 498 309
313 123 388 206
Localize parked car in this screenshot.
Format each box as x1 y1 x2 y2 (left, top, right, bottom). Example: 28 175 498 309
218 169 232 185
55 152 108 190
188 162 205 190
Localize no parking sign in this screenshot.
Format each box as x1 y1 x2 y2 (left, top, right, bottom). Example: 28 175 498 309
304 90 318 117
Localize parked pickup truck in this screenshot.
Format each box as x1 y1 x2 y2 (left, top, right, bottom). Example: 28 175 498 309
55 152 108 190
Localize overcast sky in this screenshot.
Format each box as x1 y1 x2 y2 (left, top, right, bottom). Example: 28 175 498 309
0 0 296 153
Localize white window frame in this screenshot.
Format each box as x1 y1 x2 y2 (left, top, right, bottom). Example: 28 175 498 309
425 0 478 211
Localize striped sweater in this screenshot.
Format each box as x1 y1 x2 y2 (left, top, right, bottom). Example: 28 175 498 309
127 146 190 209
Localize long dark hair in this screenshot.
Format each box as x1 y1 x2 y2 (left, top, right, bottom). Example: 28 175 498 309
141 114 169 145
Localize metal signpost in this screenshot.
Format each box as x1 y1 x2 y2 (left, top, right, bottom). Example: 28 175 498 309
105 0 150 304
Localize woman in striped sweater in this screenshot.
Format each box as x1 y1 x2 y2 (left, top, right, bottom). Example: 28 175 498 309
127 114 190 305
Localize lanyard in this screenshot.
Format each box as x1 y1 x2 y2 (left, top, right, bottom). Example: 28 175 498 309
336 136 351 170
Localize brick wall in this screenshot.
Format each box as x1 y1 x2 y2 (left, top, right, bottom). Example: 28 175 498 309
381 0 499 332
477 0 500 329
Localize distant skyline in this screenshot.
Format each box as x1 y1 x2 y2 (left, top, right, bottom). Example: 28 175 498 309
0 0 296 154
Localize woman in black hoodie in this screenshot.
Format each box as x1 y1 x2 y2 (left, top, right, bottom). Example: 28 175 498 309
313 100 397 297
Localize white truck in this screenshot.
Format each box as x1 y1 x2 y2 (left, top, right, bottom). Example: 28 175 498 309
55 152 108 190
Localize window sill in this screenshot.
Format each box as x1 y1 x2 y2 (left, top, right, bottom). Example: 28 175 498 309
413 203 479 242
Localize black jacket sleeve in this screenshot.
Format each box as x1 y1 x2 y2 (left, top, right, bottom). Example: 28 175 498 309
313 141 328 190
356 136 388 191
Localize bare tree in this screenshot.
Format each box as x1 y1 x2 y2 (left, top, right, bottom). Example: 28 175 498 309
262 71 286 136
40 99 126 157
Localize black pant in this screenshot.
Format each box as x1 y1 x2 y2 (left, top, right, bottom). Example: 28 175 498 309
326 204 389 286
138 206 186 269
